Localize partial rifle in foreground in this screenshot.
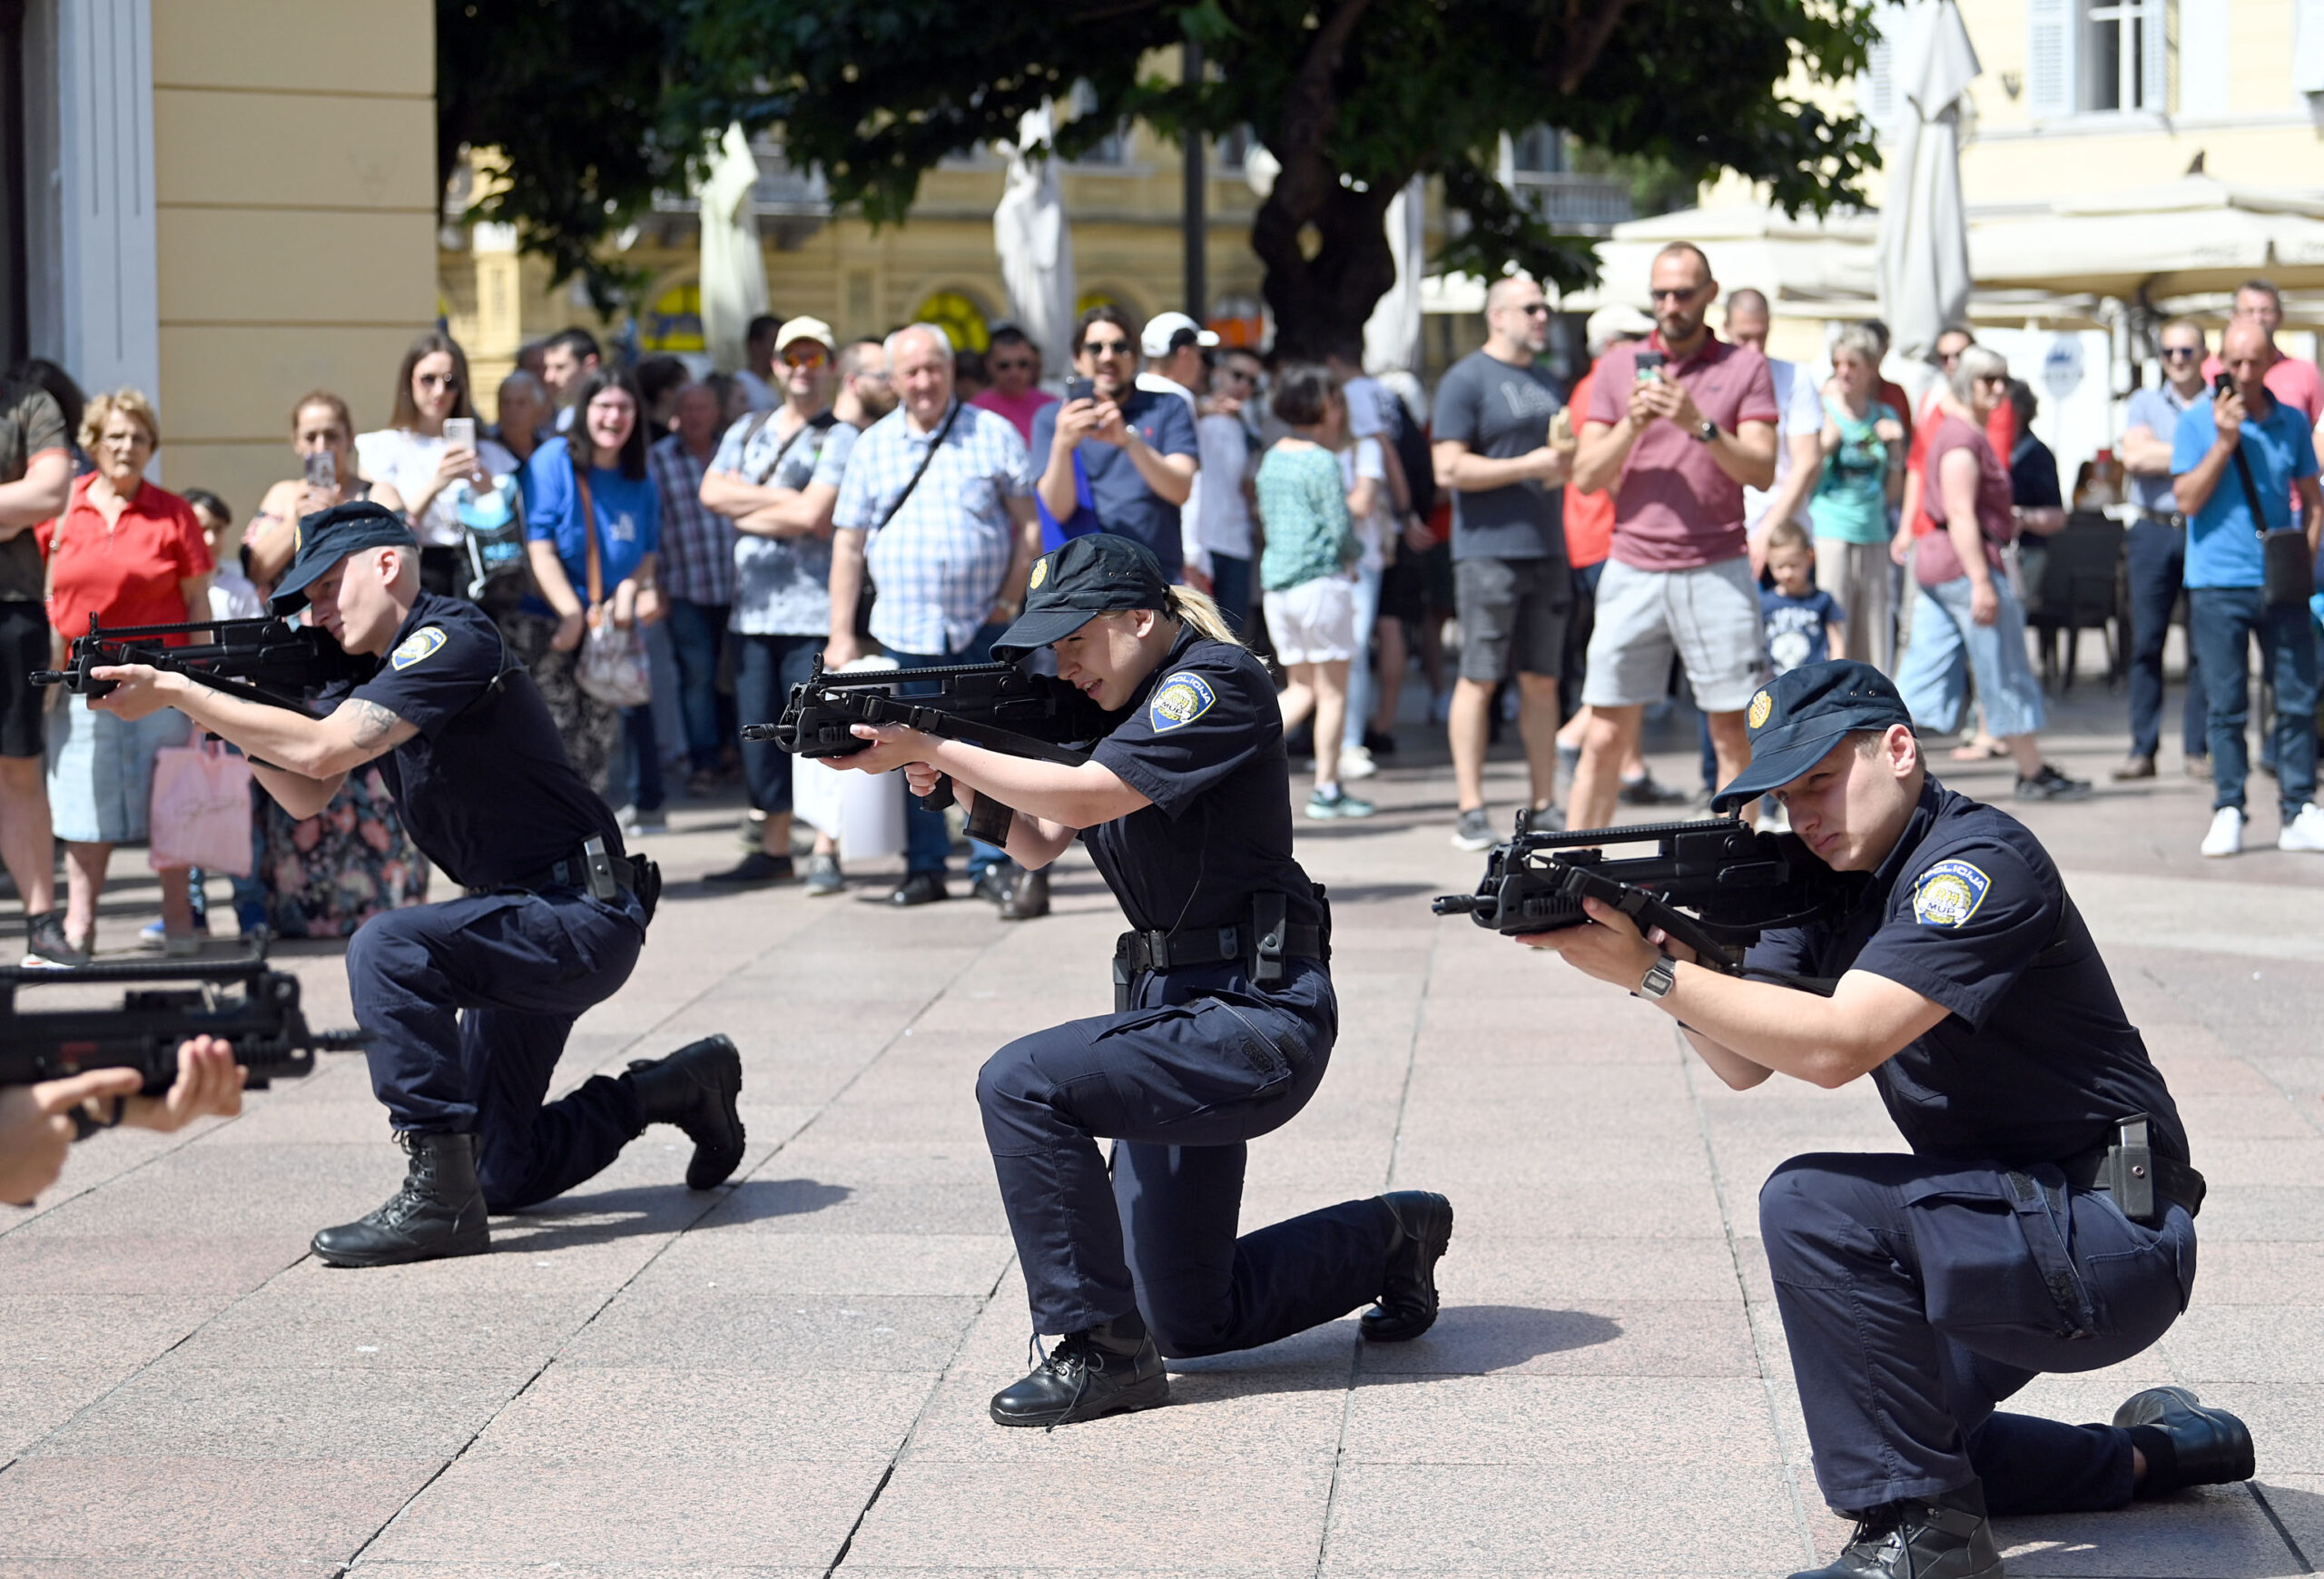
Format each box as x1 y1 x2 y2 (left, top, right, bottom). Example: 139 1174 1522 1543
0 958 368 1093
31 614 366 716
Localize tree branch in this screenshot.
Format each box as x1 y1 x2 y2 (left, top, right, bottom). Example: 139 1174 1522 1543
1556 0 1635 94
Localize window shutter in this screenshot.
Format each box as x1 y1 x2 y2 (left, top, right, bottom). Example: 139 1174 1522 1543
2027 0 2078 115
2144 0 2171 109
2295 0 2324 94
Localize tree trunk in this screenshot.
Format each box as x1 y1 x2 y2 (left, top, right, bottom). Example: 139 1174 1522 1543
1251 179 1401 361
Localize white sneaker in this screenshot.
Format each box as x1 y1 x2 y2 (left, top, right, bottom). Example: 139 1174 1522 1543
2278 802 2324 853
1339 745 1378 781
2200 806 2244 858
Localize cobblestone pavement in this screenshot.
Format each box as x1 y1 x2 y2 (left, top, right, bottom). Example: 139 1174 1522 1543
4 689 2321 1577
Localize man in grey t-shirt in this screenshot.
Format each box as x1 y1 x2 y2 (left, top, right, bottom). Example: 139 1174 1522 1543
1430 275 1573 852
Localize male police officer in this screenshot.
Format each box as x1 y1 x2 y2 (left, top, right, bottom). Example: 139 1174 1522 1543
1522 659 2252 1578
88 503 745 1267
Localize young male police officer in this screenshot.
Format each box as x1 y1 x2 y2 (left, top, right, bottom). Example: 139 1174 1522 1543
1522 659 2252 1578
88 503 746 1267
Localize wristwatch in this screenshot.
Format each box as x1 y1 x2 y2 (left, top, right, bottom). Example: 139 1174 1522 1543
1640 953 1679 1000
1693 419 1719 444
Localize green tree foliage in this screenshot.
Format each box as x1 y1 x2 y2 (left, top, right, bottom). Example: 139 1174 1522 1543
441 0 1880 350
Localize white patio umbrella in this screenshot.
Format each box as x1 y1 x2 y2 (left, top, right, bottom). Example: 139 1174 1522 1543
1876 0 1981 360
995 103 1078 381
697 123 771 374
1971 176 2324 301
1364 178 1426 374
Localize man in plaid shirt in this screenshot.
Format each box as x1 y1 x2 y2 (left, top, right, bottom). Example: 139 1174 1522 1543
647 381 737 795
830 323 1039 907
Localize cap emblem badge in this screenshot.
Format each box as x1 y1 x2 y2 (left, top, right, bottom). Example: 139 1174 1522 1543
1029 556 1049 591
1747 689 1773 729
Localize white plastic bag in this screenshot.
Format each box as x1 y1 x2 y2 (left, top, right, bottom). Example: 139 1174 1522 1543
148 740 254 875
792 756 906 863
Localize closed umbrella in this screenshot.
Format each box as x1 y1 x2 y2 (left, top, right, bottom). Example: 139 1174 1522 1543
995 103 1078 381
1364 178 1426 374
698 123 771 375
1876 0 1980 360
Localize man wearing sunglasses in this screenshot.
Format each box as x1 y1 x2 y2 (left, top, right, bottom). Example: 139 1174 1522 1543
1029 306 1199 585
969 325 1057 444
2113 320 2213 785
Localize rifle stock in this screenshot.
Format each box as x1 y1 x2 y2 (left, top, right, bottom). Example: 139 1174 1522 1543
0 958 368 1093
31 614 367 715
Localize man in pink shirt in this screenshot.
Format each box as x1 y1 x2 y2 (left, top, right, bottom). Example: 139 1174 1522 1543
2201 280 2324 479
970 325 1059 444
1570 242 1779 829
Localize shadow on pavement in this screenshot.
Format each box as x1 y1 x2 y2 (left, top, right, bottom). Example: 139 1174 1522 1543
484 1177 850 1252
1361 1304 1626 1377
698 1175 854 1226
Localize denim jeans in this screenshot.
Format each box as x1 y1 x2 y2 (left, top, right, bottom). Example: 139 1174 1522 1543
891 623 1008 880
2124 520 2205 761
732 631 824 815
1343 563 1384 753
2188 586 2318 818
619 704 665 814
1209 553 1252 638
665 597 735 775
1894 574 2047 739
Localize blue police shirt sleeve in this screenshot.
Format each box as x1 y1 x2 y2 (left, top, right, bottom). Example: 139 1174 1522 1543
1092 653 1266 819
1744 923 1818 984
349 614 497 739
1845 838 2057 1029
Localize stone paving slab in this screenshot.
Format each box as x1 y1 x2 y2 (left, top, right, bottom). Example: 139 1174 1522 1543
3 690 2320 1576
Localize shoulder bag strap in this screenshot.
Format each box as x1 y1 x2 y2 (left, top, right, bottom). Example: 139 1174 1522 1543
871 399 963 535
570 448 604 608
743 410 800 487
2228 429 2272 541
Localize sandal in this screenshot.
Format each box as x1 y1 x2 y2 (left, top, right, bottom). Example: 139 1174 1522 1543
1948 739 2008 762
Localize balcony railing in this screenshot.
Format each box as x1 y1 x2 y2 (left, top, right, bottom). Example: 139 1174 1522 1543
1507 173 1634 233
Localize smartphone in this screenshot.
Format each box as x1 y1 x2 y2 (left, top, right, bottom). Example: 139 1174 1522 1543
1063 376 1097 406
303 450 337 490
1634 350 1666 383
2213 371 2236 398
443 417 476 450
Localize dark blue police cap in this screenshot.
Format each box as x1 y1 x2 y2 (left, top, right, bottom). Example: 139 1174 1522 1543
1709 659 1915 814
269 501 419 615
991 532 1172 659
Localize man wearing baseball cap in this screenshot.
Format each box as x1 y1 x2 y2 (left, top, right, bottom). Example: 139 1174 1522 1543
85 501 744 1268
1517 658 2247 1576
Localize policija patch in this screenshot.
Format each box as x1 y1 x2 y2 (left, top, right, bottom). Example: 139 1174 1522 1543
1148 671 1216 732
1911 859 1991 927
390 627 448 671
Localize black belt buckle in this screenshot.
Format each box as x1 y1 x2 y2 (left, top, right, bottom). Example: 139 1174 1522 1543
2102 1112 2157 1226
581 835 619 903
1251 892 1288 985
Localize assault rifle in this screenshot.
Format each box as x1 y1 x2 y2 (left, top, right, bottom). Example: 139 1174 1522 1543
32 614 367 716
744 656 1125 811
0 957 367 1092
1433 814 1868 979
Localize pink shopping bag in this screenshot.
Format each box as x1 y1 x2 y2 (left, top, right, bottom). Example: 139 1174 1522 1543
148 739 255 875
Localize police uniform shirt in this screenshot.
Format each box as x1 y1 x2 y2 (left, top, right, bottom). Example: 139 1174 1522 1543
1086 627 1324 935
342 591 624 891
1746 779 2186 1167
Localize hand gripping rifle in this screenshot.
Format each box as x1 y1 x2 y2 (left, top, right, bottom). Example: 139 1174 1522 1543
1433 814 1869 982
743 655 1126 824
32 614 368 717
0 956 368 1093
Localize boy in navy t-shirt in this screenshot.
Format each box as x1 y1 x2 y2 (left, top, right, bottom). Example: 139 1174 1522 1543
1759 519 1846 675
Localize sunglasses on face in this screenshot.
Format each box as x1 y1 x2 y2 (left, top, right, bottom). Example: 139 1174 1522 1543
417 372 460 390
782 347 829 369
1974 373 2009 387
1503 302 1551 317
1649 287 1701 304
1082 339 1135 357
2161 346 2202 360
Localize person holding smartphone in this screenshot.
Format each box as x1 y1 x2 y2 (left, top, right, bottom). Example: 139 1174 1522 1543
245 390 405 586
354 331 517 596
1029 306 1198 576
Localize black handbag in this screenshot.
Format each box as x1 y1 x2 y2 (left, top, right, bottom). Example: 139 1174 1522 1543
2229 439 2315 609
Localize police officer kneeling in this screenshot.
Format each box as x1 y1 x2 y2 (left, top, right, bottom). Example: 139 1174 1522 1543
88 504 744 1267
837 533 1453 1427
1522 660 2250 1579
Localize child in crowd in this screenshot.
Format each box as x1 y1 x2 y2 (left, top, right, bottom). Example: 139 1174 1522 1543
1256 363 1375 820
1757 519 1847 831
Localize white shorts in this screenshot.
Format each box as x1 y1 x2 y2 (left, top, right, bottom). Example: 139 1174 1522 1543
1579 556 1768 713
1263 576 1358 665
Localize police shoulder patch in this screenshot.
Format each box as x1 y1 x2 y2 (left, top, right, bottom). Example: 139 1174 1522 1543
1148 670 1216 732
1911 859 1991 928
389 627 448 671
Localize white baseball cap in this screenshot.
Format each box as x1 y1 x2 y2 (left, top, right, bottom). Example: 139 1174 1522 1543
774 316 837 354
1141 311 1221 359
1585 304 1655 358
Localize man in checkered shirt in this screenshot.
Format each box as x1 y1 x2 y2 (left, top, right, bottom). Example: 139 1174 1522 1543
646 380 737 796
830 322 1040 907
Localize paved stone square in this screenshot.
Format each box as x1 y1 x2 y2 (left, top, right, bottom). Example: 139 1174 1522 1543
4 695 2322 1577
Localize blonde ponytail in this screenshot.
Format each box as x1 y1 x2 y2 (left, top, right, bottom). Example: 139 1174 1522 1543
1165 584 1242 647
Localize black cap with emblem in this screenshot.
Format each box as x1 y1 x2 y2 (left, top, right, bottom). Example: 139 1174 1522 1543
1709 659 1916 814
269 500 419 615
990 532 1172 659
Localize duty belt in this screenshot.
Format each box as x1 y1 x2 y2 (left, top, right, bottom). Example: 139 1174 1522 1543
472 834 652 906
1115 920 1326 976
2058 1113 2205 1225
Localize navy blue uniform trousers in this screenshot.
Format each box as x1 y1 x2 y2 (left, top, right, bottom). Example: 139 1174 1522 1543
1762 1153 2197 1516
976 956 1400 1356
348 887 649 1214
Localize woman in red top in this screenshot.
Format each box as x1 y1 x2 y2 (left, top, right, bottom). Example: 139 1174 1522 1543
40 390 213 953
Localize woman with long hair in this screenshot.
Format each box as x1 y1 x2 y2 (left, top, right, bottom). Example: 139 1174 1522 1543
355 331 517 596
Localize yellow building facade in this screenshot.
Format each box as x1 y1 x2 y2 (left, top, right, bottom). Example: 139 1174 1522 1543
3 0 440 529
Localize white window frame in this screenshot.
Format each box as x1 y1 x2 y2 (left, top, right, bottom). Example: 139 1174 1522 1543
2028 0 2169 120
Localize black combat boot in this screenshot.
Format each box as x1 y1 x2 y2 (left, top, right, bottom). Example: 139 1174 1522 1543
1789 1482 2000 1579
312 1131 490 1268
2116 1386 2256 1495
1360 1190 1454 1342
989 1313 1169 1428
624 1034 745 1190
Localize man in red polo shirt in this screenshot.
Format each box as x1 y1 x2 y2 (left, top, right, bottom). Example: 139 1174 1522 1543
1571 242 1778 828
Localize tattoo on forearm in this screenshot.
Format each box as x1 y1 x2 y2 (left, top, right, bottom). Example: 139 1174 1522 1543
347 700 401 748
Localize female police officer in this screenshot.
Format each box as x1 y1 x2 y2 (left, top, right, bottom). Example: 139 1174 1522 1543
837 532 1452 1426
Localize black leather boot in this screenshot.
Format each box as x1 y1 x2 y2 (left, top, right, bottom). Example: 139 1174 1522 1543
1000 867 1049 920
1789 1482 2000 1579
1360 1190 1453 1342
989 1314 1169 1427
312 1131 490 1268
2117 1386 2256 1495
625 1034 745 1190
